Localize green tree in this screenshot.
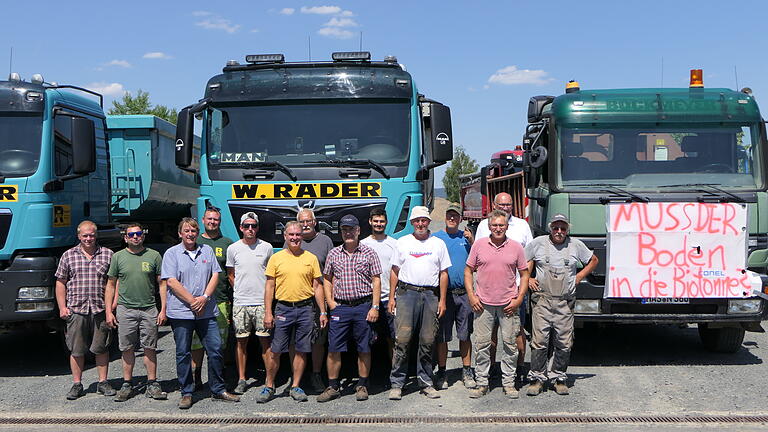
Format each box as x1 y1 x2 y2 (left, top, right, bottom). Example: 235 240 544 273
108 89 178 124
442 145 479 203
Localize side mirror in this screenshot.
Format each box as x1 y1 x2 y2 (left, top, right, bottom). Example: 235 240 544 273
71 117 96 175
175 107 194 168
527 96 554 123
426 102 453 164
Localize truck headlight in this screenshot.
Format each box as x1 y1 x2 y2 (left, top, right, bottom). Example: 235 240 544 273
574 299 601 314
18 287 50 299
16 301 54 312
727 299 762 314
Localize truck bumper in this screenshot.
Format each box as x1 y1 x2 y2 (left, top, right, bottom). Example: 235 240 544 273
0 256 57 323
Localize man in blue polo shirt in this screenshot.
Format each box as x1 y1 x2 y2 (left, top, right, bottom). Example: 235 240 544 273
161 217 240 409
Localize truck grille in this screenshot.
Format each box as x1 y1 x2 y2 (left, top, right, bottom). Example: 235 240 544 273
229 199 386 247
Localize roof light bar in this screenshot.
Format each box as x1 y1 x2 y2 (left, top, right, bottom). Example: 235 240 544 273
689 69 704 88
245 54 285 64
332 51 371 62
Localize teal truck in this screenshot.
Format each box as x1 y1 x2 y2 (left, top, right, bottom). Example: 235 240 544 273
0 72 195 329
173 52 453 245
522 71 768 352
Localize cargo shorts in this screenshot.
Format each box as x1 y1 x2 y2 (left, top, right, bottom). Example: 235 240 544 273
233 304 270 338
65 311 112 357
116 304 159 351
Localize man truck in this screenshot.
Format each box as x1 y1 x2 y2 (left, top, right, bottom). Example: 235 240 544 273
172 51 453 246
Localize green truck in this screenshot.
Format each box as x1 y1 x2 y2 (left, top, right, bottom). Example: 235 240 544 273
522 71 768 352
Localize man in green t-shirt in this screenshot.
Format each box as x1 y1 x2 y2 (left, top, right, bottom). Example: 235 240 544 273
105 223 167 402
192 207 234 390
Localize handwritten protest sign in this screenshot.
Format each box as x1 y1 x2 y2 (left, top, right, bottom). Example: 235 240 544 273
606 202 749 298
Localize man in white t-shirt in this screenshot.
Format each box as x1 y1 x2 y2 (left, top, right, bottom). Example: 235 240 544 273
360 208 398 345
388 206 450 401
226 212 275 395
474 192 533 380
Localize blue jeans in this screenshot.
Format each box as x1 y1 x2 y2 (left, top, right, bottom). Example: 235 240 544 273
170 317 225 396
389 286 439 389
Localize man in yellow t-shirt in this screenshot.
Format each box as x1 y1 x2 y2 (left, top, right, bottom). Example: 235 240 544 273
258 221 327 403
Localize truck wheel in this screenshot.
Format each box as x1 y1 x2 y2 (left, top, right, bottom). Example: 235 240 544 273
697 324 745 353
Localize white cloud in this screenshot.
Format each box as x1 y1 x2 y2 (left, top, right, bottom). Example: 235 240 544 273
279 7 295 15
143 52 172 59
318 26 354 39
339 10 353 16
301 5 341 14
195 15 240 33
106 59 131 68
487 65 553 85
192 10 211 16
250 28 259 33
86 82 126 96
324 17 357 27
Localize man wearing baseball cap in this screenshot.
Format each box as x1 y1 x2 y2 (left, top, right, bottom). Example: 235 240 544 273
388 206 451 400
317 214 382 402
226 212 274 395
524 213 597 396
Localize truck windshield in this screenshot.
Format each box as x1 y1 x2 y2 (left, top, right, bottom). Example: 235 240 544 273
0 113 42 176
206 100 410 167
557 124 763 190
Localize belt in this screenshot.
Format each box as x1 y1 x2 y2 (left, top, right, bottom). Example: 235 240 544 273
334 295 373 306
398 282 438 294
277 298 313 307
451 288 467 295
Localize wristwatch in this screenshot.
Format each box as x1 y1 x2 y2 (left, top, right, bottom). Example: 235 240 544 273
202 294 209 301
371 304 380 311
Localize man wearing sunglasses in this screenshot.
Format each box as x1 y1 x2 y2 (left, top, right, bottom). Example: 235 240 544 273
105 223 168 402
225 212 274 395
524 214 597 396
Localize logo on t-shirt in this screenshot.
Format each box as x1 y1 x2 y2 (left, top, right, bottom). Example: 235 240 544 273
410 252 432 258
141 262 151 272
215 247 223 257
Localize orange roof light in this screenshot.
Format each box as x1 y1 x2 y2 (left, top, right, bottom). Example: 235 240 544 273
690 69 704 88
565 80 580 93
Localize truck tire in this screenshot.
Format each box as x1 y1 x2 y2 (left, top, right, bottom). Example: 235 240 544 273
697 324 745 353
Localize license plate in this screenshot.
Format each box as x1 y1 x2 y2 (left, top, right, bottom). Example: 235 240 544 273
641 298 690 304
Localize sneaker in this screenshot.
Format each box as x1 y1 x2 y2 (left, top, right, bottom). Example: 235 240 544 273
433 369 447 390
420 386 440 399
527 380 544 396
289 386 308 402
114 382 132 402
233 379 248 395
503 385 519 399
146 381 168 400
553 380 569 395
316 386 341 403
468 385 488 399
66 383 84 400
388 388 402 400
255 386 275 404
178 395 193 410
462 368 477 389
309 373 325 393
355 385 368 401
97 381 116 397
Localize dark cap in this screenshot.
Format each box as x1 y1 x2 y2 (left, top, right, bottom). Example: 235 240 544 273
339 214 359 227
549 213 570 225
446 203 462 215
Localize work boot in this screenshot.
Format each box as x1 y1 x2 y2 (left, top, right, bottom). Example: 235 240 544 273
527 380 544 396
355 386 369 401
553 380 569 395
317 386 341 403
388 388 402 400
233 379 248 395
113 382 133 402
255 386 275 403
178 395 193 410
146 381 168 400
503 386 519 399
433 369 447 390
97 380 116 397
468 385 488 398
309 373 325 393
66 383 84 400
212 391 240 402
420 386 440 399
289 386 308 402
462 368 477 389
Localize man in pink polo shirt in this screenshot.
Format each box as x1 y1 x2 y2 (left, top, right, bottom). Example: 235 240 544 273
465 210 530 399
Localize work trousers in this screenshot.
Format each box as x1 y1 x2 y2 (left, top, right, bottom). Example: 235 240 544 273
389 286 439 389
528 293 574 382
472 303 520 387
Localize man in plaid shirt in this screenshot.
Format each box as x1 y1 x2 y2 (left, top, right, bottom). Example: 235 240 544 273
316 214 381 402
55 220 115 400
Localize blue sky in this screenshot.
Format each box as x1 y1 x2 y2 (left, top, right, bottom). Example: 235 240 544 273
3 1 767 183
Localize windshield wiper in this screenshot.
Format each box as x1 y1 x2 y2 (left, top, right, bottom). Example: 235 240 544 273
223 161 297 181
659 183 746 203
567 183 650 204
305 159 390 179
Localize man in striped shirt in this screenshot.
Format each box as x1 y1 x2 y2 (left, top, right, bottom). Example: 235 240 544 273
317 214 381 402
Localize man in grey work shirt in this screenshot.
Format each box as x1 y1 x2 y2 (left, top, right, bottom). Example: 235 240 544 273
161 217 240 409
